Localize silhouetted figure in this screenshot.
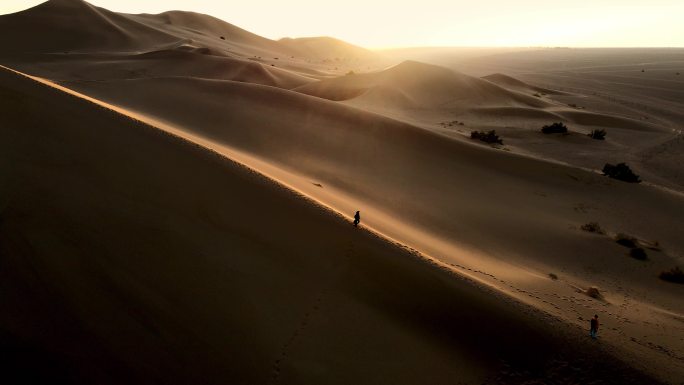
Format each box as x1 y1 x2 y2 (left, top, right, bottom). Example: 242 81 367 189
590 314 599 339
353 211 360 227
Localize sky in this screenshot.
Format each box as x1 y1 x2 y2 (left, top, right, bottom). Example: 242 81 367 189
2 0 683 48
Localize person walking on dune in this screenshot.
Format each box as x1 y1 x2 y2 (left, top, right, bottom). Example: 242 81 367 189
590 314 599 339
353 211 361 227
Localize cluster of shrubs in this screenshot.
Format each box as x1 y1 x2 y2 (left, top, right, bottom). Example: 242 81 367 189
602 163 641 183
615 233 648 260
540 121 607 140
440 121 465 127
581 222 604 234
660 267 684 284
470 130 503 145
541 122 568 134
588 129 606 140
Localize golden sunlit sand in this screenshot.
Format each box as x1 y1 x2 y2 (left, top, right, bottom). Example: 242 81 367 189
1 0 683 384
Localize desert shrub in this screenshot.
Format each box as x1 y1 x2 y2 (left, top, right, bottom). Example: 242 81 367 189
629 247 648 260
549 273 558 280
581 222 604 234
346 70 355 75
541 122 568 134
470 130 503 145
533 93 541 97
615 233 638 248
660 267 684 284
585 287 601 299
220 36 225 40
602 163 641 183
588 129 606 140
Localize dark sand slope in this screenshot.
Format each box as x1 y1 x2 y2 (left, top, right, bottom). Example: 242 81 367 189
0 0 178 53
0 67 661 384
61 74 684 383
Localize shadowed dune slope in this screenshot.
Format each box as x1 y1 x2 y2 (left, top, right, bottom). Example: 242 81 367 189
0 0 177 52
0 66 661 385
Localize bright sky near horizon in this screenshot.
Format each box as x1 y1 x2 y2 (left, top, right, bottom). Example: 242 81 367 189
2 0 683 48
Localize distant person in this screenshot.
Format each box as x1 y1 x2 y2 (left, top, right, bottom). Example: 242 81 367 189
353 211 361 227
590 314 599 339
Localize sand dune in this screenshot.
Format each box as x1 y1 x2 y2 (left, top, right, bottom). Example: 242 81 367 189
30 49 314 88
378 48 684 191
294 60 549 113
279 36 380 62
0 0 387 75
639 134 684 188
2 1 684 384
1 65 663 385
58 71 684 383
482 73 564 95
0 0 177 52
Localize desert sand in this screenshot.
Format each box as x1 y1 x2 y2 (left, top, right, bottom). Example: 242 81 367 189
1 1 683 384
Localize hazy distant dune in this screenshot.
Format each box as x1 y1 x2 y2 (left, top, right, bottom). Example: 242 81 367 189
295 60 550 112
482 73 564 95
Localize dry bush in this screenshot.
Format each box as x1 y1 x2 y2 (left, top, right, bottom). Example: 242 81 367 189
629 247 648 260
470 130 503 145
581 222 604 234
588 129 606 140
603 163 641 183
660 267 684 284
616 233 638 248
541 122 568 134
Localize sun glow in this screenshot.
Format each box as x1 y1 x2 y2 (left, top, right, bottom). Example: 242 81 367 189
2 0 682 48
